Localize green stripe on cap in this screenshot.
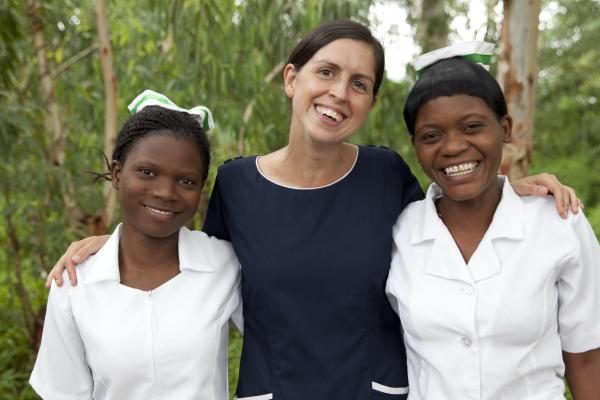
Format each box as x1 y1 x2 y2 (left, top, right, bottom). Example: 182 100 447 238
460 53 492 65
130 92 175 114
201 109 209 130
416 53 493 77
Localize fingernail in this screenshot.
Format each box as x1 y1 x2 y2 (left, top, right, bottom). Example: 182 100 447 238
72 255 81 262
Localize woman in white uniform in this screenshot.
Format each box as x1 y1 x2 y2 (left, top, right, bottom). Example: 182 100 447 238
386 44 600 399
30 91 240 400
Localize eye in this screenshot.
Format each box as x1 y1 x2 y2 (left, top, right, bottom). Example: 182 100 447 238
318 68 333 78
419 131 441 143
464 122 484 132
177 177 197 187
137 168 156 177
352 80 368 93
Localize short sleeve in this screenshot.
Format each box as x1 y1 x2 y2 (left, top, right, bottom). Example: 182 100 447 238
557 212 600 353
30 280 93 399
203 172 231 241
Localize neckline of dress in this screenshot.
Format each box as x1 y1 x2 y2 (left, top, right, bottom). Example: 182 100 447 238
255 145 359 191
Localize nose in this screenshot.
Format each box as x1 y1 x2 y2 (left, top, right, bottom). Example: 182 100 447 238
329 79 349 101
152 177 177 201
441 130 469 155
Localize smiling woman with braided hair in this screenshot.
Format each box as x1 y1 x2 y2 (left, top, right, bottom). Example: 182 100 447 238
31 94 241 400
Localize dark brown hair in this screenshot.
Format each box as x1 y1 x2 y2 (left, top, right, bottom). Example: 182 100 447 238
287 20 385 96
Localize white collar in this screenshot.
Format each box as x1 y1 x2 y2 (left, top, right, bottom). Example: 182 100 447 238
408 176 525 282
83 224 215 284
410 176 524 245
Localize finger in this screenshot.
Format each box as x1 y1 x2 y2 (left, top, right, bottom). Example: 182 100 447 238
568 188 579 214
66 259 78 286
46 255 66 288
535 185 549 196
553 187 567 219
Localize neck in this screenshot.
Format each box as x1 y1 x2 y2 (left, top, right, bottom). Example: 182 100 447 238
260 133 357 188
436 182 502 263
118 223 180 274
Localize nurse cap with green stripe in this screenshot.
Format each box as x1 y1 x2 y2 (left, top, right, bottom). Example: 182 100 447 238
128 89 215 131
413 41 494 77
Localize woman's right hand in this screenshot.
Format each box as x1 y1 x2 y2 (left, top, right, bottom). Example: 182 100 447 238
46 235 110 288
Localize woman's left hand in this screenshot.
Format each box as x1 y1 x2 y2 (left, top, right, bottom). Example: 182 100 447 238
512 173 583 219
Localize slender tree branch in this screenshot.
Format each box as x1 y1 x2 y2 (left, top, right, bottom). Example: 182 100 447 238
52 43 100 78
237 60 285 155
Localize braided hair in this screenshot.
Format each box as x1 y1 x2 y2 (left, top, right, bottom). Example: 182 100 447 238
97 106 211 181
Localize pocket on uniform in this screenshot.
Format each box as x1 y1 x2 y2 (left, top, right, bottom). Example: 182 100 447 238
372 381 409 395
234 394 273 400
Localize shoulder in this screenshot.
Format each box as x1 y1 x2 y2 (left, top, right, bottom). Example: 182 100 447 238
394 198 427 228
358 144 413 175
519 195 595 250
216 155 257 175
179 228 239 272
359 144 404 163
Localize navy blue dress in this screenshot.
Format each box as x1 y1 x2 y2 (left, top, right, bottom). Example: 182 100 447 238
203 145 423 400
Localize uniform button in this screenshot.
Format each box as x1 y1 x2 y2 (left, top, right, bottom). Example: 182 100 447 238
461 337 473 347
460 285 474 295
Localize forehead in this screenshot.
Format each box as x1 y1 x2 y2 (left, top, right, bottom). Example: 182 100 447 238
125 131 204 169
416 95 495 123
309 38 376 79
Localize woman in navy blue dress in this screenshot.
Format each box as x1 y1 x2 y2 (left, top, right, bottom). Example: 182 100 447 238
50 20 579 400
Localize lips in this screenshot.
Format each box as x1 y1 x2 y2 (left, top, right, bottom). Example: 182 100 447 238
315 105 346 122
143 204 178 216
442 161 479 176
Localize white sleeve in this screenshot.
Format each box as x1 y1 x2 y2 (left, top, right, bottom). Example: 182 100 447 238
29 281 93 400
229 296 244 334
557 211 600 353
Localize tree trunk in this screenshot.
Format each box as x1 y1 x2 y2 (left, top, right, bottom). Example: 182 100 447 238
94 0 118 230
497 0 541 179
26 0 65 166
417 0 450 52
27 0 81 224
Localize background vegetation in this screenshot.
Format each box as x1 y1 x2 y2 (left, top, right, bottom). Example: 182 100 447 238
1 0 598 398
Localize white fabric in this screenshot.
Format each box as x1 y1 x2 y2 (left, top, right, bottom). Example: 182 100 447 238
413 40 494 72
386 177 600 400
127 89 216 130
30 225 241 400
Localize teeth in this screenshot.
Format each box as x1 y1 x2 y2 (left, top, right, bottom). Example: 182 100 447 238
316 105 343 122
444 162 478 176
144 205 174 215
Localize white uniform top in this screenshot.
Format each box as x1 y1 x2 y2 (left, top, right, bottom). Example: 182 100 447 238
386 177 600 400
30 225 241 400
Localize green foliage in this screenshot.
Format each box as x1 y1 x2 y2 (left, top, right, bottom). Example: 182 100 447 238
534 0 600 237
0 0 597 397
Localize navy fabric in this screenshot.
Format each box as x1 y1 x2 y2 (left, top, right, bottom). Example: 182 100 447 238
203 145 423 400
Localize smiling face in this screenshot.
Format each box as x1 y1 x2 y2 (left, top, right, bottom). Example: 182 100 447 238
284 38 376 145
413 95 512 203
111 131 205 240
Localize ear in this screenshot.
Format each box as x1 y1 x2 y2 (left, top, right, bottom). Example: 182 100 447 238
500 115 513 143
283 63 297 98
111 160 122 190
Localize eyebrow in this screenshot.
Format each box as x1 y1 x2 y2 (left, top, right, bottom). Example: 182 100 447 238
129 159 202 176
312 60 375 83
